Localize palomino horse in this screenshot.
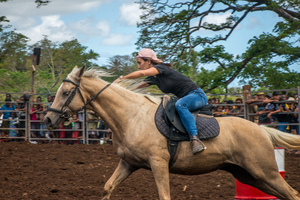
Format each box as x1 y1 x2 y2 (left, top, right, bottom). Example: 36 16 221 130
44 66 300 200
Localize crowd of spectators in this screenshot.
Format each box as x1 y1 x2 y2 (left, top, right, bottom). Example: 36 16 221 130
0 91 299 146
209 92 299 136
0 93 112 144
210 97 245 118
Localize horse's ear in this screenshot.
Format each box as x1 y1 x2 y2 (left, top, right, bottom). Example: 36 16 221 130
74 65 85 78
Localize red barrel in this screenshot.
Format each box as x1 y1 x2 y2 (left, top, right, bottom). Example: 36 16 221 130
235 147 285 200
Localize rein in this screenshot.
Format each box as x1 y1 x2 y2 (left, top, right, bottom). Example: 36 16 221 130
47 78 111 118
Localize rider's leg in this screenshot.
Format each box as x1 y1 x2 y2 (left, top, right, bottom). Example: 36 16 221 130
175 88 208 154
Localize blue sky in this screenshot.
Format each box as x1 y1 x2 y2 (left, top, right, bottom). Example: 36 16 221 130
1 0 299 87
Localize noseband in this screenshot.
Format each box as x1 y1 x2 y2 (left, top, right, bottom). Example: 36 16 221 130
47 79 111 118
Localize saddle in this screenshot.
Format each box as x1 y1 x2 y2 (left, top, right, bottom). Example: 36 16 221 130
163 96 213 134
155 96 220 167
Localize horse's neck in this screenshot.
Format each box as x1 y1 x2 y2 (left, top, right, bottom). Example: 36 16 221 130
81 77 155 140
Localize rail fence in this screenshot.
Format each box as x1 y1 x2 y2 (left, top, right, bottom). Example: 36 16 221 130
0 86 299 143
0 93 112 144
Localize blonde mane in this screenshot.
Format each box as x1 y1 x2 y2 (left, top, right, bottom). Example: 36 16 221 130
67 67 162 105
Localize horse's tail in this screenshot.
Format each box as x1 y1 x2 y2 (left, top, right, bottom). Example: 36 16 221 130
261 125 300 150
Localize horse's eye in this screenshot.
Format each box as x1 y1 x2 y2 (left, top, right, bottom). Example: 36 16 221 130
63 91 70 96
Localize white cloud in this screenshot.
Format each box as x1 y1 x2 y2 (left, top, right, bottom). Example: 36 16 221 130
247 16 261 28
17 15 76 44
0 0 108 18
102 33 133 46
204 12 232 25
119 3 142 26
96 21 111 36
69 18 111 37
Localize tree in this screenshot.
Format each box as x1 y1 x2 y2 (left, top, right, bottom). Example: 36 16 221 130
0 0 51 65
30 36 100 93
137 0 300 91
101 55 138 82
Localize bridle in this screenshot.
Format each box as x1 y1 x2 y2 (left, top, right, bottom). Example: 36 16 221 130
47 78 111 118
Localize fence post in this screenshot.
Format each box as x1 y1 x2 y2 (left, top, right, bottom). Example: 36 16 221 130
83 108 87 144
25 101 30 141
298 86 300 134
243 85 251 120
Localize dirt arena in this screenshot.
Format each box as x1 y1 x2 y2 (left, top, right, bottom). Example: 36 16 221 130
0 142 299 200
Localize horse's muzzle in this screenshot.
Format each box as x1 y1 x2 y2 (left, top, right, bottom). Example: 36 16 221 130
44 116 54 130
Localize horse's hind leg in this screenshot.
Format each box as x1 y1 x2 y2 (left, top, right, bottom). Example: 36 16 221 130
102 159 137 200
226 163 300 200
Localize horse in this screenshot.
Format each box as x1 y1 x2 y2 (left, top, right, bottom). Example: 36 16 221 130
44 66 300 200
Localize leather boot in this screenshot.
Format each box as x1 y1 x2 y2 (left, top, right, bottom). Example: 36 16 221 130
190 136 206 155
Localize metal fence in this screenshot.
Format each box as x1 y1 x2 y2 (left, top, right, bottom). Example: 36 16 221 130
0 86 299 143
0 95 112 144
206 86 300 134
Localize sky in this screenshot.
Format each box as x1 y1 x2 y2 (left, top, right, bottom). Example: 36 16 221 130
0 0 299 87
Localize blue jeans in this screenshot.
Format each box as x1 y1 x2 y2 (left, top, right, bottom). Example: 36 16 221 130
175 88 207 137
277 122 288 132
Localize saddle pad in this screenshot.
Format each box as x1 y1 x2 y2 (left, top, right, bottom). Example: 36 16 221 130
155 102 220 141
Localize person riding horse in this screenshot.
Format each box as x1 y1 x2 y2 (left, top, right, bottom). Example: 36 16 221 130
114 48 208 154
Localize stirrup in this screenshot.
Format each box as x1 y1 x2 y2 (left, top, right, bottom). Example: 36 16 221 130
190 138 206 154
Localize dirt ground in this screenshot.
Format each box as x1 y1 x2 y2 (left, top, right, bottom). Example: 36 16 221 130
0 142 299 200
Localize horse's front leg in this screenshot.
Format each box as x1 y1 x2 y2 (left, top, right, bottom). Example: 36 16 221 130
150 156 171 200
102 159 137 200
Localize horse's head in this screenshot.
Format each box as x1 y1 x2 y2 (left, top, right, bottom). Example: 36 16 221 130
44 66 87 129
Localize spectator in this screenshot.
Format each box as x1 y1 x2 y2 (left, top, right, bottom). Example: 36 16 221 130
30 104 40 140
287 97 298 135
232 98 244 117
9 112 18 141
15 96 26 139
251 92 271 124
215 98 220 104
264 91 281 123
268 97 289 132
36 96 45 111
226 100 235 116
6 93 16 107
221 100 228 115
281 93 287 102
6 93 11 99
213 106 224 117
0 98 16 136
70 114 80 144
210 98 217 111
46 94 53 109
87 110 99 144
208 98 215 104
59 122 66 144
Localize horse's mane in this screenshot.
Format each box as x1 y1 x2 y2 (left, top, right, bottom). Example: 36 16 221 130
68 67 162 105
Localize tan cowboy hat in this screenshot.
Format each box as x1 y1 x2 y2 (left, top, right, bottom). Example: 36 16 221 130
287 97 296 102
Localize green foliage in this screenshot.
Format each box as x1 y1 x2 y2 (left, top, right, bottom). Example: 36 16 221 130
0 34 100 94
101 55 138 82
137 0 300 91
0 69 31 93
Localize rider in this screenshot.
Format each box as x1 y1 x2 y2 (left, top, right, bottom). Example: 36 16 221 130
114 48 208 154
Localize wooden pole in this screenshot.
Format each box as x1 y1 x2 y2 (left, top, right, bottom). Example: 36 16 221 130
243 85 251 121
